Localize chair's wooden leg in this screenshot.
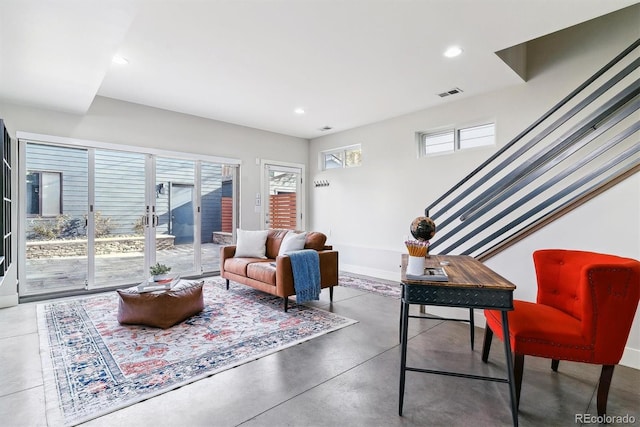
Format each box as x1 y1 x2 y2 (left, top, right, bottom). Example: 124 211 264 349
284 297 288 312
514 354 524 408
597 365 615 416
329 286 334 302
551 359 559 372
481 326 493 362
225 279 229 290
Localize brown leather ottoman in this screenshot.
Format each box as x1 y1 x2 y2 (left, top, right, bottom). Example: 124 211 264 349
117 281 205 329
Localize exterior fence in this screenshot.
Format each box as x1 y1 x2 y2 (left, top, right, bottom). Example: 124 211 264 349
269 193 296 229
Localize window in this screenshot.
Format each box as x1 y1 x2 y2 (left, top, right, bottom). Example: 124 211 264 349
26 171 62 216
419 123 494 157
321 144 362 170
422 131 455 156
459 123 495 149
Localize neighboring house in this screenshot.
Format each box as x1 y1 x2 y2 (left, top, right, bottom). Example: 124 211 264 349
25 143 225 244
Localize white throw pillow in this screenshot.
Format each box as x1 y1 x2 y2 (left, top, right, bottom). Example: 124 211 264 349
234 229 269 258
278 231 307 256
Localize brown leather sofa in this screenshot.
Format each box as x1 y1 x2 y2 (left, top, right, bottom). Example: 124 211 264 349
220 230 338 311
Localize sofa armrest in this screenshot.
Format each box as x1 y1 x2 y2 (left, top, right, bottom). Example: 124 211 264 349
220 245 237 273
317 250 339 286
274 249 339 297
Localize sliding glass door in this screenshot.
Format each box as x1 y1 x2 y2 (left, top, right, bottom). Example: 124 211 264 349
154 157 196 277
93 149 147 288
22 143 89 294
19 138 239 298
201 162 237 272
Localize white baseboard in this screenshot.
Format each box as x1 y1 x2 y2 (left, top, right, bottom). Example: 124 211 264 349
0 293 19 308
340 263 399 282
619 347 640 370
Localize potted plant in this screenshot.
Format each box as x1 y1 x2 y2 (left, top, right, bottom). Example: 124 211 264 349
150 262 172 283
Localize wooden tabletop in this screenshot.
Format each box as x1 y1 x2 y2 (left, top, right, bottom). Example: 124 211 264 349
401 254 516 291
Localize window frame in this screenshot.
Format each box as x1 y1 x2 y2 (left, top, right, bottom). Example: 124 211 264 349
418 122 495 157
320 144 362 170
26 170 63 217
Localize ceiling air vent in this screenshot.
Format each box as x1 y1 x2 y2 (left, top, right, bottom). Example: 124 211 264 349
437 87 464 98
319 126 333 131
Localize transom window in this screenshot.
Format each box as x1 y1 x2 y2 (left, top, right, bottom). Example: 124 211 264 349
418 123 495 157
26 171 62 216
321 144 362 170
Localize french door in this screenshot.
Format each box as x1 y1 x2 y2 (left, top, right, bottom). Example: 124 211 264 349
19 137 239 297
262 161 304 230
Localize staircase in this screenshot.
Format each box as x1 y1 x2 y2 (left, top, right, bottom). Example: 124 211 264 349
426 39 640 261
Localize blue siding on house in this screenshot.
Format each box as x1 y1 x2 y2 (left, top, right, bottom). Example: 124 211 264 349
25 144 227 241
26 144 88 233
201 162 223 243
155 159 223 243
222 180 232 197
95 150 146 235
156 157 194 237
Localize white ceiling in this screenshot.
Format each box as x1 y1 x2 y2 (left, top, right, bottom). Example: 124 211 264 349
0 0 637 139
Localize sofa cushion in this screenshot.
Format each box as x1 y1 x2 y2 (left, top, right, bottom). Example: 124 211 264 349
247 262 277 285
225 257 271 276
304 232 327 251
278 231 307 256
266 229 289 259
235 229 269 258
117 281 205 329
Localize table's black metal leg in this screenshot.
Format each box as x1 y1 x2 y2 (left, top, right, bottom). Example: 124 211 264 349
399 298 410 416
501 311 518 427
399 286 405 342
469 308 475 350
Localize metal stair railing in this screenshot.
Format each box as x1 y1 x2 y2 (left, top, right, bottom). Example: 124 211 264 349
425 39 640 259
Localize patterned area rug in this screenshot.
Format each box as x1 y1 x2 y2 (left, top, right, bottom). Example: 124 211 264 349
37 280 357 426
338 272 401 299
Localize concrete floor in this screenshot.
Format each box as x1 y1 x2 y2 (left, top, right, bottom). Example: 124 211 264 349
0 280 638 427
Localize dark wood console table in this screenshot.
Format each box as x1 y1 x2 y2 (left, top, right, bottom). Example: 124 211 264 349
398 254 518 426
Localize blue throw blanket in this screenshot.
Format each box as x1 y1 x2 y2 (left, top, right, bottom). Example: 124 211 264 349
288 249 321 303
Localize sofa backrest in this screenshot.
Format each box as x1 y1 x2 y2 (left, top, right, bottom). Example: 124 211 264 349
266 229 289 259
265 230 328 259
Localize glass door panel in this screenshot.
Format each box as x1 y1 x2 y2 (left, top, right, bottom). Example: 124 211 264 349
22 143 88 295
20 140 242 297
93 149 147 288
264 164 302 230
155 157 196 276
200 162 237 273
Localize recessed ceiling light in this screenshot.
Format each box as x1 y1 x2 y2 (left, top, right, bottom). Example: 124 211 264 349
443 46 463 58
294 108 305 115
112 55 129 65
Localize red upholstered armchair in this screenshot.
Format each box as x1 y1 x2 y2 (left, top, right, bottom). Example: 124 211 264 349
482 249 640 416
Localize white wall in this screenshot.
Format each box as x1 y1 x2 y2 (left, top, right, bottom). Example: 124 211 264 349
0 96 309 303
308 6 640 367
